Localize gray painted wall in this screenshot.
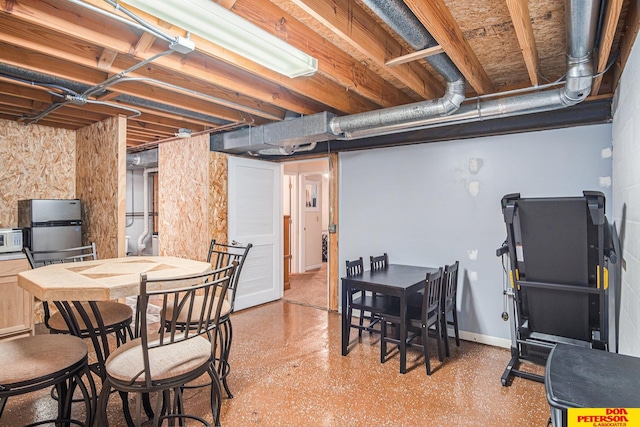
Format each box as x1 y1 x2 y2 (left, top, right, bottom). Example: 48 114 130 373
339 123 612 343
612 26 640 356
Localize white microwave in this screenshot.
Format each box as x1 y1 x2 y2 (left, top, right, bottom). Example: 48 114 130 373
0 228 23 253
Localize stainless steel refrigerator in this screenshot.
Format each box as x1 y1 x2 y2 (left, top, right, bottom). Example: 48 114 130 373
18 199 83 251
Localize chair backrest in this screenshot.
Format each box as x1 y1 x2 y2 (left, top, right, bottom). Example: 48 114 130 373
345 257 364 277
422 268 443 325
370 253 388 271
442 261 459 313
23 243 99 330
207 240 252 314
24 243 97 269
137 262 236 388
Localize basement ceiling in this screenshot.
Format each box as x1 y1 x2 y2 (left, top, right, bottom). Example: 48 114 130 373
0 0 636 157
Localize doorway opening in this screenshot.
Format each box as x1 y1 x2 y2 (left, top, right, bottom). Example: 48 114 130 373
282 159 329 309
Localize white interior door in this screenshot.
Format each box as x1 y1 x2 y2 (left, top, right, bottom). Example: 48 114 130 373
303 177 323 271
228 156 282 310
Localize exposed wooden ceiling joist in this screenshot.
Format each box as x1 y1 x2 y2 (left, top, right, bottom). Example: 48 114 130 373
0 0 630 151
506 0 540 86
404 0 493 95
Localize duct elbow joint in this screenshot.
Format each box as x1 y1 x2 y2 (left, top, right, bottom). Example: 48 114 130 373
440 79 466 115
441 92 465 115
561 84 591 106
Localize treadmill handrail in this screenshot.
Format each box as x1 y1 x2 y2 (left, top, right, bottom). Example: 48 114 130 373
516 280 604 294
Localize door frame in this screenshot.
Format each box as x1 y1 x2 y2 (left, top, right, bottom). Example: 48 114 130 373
281 156 339 311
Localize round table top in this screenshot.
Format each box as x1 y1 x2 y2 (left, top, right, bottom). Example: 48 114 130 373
17 256 212 301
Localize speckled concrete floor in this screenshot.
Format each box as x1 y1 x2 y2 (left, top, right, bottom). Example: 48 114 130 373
283 263 327 309
1 300 551 426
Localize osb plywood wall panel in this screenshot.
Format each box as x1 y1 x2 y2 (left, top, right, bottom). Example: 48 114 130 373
159 135 210 261
209 151 228 246
0 119 76 228
76 116 126 259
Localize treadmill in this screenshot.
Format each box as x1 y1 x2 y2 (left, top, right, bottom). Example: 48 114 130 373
498 191 616 386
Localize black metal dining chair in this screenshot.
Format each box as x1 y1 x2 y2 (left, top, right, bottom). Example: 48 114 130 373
0 334 96 426
165 240 252 399
441 261 460 357
97 263 236 427
381 268 444 375
206 240 252 398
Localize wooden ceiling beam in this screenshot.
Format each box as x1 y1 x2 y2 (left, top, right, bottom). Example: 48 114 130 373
0 100 104 124
0 80 59 103
1 0 339 117
228 0 415 107
276 0 445 100
0 38 270 125
126 127 175 138
591 0 624 95
214 0 237 8
385 46 445 67
131 31 158 57
506 0 539 86
0 81 192 130
97 48 118 71
0 113 79 130
403 0 494 95
0 15 288 122
124 110 213 131
71 0 383 114
615 0 640 89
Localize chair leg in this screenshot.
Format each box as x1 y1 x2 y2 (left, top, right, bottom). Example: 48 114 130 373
75 364 96 426
346 306 354 343
97 378 113 427
442 312 451 357
358 310 365 338
209 367 223 427
380 320 387 363
54 381 69 423
422 325 431 375
217 318 234 398
452 309 461 346
435 320 444 363
119 391 136 427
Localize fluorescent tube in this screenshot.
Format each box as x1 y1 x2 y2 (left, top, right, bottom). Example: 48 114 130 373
122 0 318 78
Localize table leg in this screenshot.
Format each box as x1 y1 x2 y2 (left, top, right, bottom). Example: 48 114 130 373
341 280 348 356
399 294 407 374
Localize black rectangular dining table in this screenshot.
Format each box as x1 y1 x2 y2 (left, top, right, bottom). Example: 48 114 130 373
341 263 439 373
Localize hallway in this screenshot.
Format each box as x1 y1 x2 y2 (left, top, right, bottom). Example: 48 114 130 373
283 262 327 309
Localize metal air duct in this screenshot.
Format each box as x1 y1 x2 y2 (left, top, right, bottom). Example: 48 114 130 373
331 0 466 134
126 148 158 169
212 0 601 155
344 0 600 140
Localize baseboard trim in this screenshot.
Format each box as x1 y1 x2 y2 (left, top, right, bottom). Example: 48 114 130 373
455 328 511 349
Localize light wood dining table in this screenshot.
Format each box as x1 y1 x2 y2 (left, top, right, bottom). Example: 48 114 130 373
17 255 212 303
16 255 213 364
17 255 213 425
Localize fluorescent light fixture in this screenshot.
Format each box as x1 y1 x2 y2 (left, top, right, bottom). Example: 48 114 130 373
121 0 318 78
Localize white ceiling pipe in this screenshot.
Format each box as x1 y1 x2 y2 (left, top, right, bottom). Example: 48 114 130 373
137 167 158 256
